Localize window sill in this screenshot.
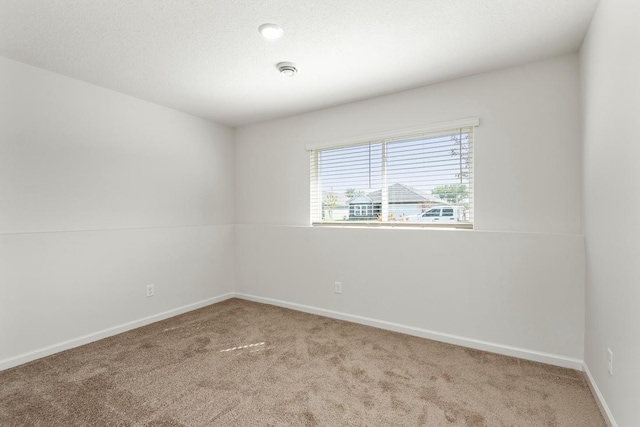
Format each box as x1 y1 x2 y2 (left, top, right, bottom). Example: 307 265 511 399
311 221 473 230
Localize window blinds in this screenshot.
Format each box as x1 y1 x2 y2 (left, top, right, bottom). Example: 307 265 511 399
309 120 476 228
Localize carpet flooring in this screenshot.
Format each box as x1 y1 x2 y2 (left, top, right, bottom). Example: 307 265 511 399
1 298 606 426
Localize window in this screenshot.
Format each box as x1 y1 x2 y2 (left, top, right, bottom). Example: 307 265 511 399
308 118 477 228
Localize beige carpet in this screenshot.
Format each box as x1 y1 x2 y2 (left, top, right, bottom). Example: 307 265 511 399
1 298 605 426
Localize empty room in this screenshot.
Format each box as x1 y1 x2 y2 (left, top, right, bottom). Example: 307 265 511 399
1 0 638 426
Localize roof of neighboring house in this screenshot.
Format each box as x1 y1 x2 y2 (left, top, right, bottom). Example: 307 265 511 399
364 183 431 204
348 195 373 204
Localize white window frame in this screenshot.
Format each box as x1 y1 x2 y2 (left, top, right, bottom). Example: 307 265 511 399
308 117 479 229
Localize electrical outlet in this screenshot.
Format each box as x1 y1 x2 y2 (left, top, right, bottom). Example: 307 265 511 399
607 348 613 376
146 284 154 297
334 281 342 294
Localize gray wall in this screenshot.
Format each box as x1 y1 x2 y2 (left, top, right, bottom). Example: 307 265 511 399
235 55 585 367
581 0 640 425
0 56 236 368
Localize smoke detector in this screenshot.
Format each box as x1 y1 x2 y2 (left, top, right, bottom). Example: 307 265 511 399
277 62 298 77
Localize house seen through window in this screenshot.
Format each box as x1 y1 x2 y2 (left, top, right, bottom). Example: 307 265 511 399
308 119 477 228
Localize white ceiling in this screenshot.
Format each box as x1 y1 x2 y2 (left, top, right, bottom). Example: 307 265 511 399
0 0 598 127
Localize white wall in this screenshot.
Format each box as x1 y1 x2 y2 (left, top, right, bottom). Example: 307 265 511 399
0 56 235 368
236 55 582 235
581 0 640 425
236 225 585 365
235 55 586 367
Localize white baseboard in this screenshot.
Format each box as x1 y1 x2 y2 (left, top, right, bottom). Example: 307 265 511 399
234 292 584 370
583 362 617 427
1 291 586 374
0 293 234 372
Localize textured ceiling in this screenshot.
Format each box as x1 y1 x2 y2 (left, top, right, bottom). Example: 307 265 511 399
0 0 598 127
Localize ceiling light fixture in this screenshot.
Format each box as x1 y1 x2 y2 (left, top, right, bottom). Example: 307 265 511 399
277 62 298 77
259 23 283 40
